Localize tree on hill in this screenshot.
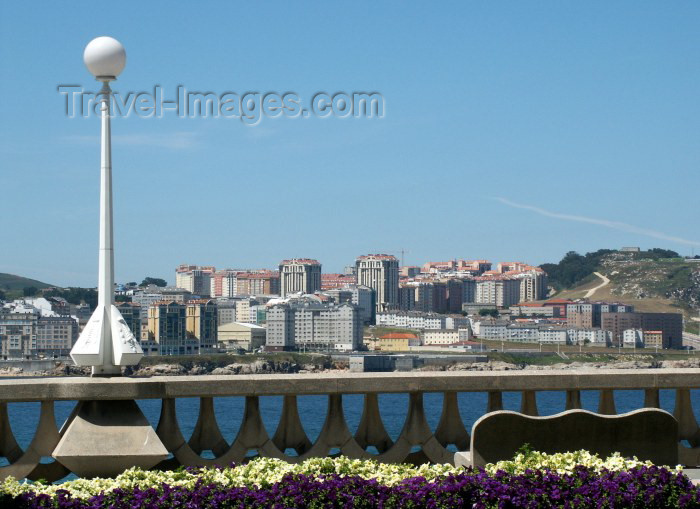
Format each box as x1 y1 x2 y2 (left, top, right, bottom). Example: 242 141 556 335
23 286 38 297
540 249 615 290
43 288 98 310
640 248 679 260
0 289 5 301
140 277 167 288
541 247 683 291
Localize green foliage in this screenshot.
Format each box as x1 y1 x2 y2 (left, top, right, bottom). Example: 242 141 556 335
22 286 38 297
0 289 5 301
639 248 680 260
44 288 98 309
479 308 499 317
540 249 614 289
0 273 52 291
140 277 167 287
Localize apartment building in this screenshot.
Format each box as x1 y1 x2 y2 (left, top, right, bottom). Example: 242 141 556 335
0 312 37 358
643 330 664 349
475 278 521 307
477 320 509 340
266 299 362 351
279 258 322 297
115 302 142 337
235 271 280 296
132 287 192 318
216 299 237 326
422 328 459 346
398 285 416 311
412 281 447 314
185 299 218 351
324 285 376 325
538 327 569 344
210 270 241 298
146 301 199 355
567 328 610 347
321 273 356 290
567 302 635 329
175 265 215 297
35 316 77 356
376 311 448 330
376 333 420 352
356 254 399 313
639 313 683 349
623 329 644 348
510 304 557 317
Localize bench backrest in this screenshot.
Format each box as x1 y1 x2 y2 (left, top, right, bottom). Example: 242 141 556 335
470 408 678 468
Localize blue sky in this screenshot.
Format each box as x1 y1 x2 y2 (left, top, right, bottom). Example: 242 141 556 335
1 1 699 287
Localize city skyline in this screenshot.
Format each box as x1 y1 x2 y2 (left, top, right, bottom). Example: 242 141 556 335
2 2 700 287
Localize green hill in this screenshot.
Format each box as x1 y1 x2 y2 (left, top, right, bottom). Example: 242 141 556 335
542 250 700 323
0 273 54 291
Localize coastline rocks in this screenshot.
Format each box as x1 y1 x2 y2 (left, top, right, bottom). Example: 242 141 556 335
134 364 187 376
0 366 23 376
659 359 700 369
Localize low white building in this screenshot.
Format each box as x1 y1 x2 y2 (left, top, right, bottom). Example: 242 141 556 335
422 329 459 346
478 321 509 340
567 328 610 347
623 329 644 348
538 327 569 344
217 322 266 351
507 325 540 343
458 327 472 341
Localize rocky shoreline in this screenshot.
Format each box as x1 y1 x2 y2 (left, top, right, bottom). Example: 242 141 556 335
2 356 700 377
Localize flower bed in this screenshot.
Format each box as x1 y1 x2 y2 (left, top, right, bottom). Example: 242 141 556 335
1 453 699 508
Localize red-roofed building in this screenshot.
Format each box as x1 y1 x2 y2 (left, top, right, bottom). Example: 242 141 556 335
321 273 357 290
377 332 420 351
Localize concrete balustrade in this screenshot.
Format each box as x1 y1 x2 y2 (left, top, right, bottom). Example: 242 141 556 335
0 368 699 480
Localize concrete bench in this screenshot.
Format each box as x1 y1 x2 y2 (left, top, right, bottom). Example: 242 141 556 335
455 408 678 468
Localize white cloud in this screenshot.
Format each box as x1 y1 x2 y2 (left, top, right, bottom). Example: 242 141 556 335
493 197 700 247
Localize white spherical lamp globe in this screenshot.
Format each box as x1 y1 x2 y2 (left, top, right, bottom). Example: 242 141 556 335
83 36 126 79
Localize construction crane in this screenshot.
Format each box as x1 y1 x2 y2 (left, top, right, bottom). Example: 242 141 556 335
375 249 411 267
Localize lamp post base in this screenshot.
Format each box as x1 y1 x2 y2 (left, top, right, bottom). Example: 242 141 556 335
92 365 121 377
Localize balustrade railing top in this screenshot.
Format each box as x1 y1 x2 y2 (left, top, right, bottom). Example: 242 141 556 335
0 368 699 401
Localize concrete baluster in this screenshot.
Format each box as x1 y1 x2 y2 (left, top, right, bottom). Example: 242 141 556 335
487 391 503 412
272 395 312 455
521 391 538 416
434 391 470 451
354 393 393 453
674 389 700 447
644 389 660 408
598 389 616 415
565 390 582 410
299 394 366 461
188 397 229 456
0 401 68 482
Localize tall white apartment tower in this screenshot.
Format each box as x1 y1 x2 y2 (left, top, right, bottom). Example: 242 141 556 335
355 254 399 313
279 259 322 297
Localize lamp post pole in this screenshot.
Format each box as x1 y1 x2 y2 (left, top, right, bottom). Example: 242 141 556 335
69 36 143 375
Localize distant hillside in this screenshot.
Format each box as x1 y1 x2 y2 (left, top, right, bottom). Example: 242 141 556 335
542 250 700 321
0 273 53 291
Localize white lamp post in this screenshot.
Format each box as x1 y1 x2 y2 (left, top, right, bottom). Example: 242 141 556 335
53 37 167 478
69 36 143 376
